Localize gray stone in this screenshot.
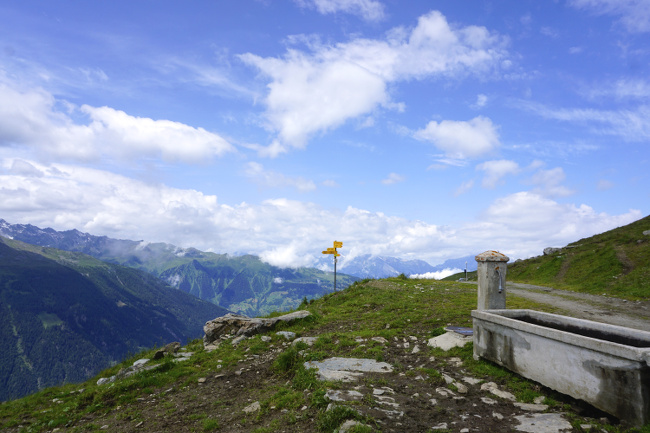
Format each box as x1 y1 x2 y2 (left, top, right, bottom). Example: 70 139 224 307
132 358 149 367
203 311 310 347
96 377 112 386
338 420 365 433
643 230 650 236
232 335 247 346
293 337 318 346
481 382 516 401
325 389 363 402
427 332 472 351
305 357 393 382
243 401 261 414
276 331 296 340
514 413 572 433
514 402 549 412
431 423 448 430
543 247 562 255
371 336 388 344
153 342 180 360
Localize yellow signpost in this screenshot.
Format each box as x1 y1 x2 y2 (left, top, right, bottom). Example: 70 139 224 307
321 241 343 290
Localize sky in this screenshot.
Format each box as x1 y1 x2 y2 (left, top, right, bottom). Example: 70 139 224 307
0 0 648 270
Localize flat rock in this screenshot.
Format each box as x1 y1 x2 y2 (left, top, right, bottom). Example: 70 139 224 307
514 402 550 412
427 332 472 351
203 311 310 347
276 331 296 340
293 337 318 346
514 413 572 433
481 382 516 401
243 401 261 414
325 390 363 402
305 357 393 382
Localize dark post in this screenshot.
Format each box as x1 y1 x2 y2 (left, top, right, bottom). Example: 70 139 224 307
334 255 337 291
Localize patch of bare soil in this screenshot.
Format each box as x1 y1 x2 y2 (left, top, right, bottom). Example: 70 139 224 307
45 333 617 433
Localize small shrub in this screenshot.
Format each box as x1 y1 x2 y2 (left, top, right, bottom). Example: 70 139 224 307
317 405 362 432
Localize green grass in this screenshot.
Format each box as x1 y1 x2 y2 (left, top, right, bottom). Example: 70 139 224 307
2 274 647 432
506 215 650 299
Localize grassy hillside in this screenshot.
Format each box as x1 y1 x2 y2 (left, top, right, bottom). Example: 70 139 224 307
444 215 650 300
0 237 228 402
506 215 650 299
3 277 645 432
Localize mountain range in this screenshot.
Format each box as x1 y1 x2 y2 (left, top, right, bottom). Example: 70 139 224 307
329 254 476 279
0 236 229 401
0 219 357 317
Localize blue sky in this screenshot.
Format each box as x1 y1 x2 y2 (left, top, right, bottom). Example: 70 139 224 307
0 0 648 269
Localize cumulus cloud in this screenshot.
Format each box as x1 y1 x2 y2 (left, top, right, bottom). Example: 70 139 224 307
241 10 508 156
414 116 501 159
382 172 405 185
245 162 317 192
0 158 641 267
0 82 234 163
476 159 520 189
294 0 385 21
569 0 650 33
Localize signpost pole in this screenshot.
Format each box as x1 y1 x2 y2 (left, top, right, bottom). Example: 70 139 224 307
334 254 337 291
322 241 343 292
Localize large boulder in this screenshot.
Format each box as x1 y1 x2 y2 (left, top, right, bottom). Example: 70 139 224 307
543 247 561 255
203 311 311 348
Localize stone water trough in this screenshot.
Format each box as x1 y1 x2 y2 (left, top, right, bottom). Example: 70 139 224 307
472 308 650 426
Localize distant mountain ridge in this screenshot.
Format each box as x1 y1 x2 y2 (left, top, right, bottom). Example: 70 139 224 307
0 219 358 316
326 254 477 279
0 236 229 401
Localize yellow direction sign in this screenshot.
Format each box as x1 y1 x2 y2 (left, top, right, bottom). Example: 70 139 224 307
322 250 336 254
333 241 343 248
326 247 337 252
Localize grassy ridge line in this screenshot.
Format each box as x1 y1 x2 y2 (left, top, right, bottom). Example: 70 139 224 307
445 215 650 300
0 278 573 433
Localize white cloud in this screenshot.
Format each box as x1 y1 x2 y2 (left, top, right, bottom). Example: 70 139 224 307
471 94 488 109
381 172 405 185
528 167 575 197
294 0 385 21
476 159 520 189
241 10 508 156
0 81 235 163
586 79 650 100
414 116 501 159
410 269 462 280
569 0 650 33
597 179 614 190
455 179 475 196
83 106 235 162
0 158 641 268
521 101 650 142
244 162 317 192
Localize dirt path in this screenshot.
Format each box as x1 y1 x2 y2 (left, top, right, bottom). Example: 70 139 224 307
470 281 650 332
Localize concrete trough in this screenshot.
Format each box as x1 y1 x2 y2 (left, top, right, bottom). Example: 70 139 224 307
472 309 650 426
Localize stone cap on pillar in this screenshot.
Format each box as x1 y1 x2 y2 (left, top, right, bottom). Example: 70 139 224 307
475 250 510 262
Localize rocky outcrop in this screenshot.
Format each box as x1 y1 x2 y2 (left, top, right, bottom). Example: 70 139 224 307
543 247 562 255
203 311 311 350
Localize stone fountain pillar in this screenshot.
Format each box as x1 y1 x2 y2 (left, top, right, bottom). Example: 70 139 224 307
475 250 510 310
